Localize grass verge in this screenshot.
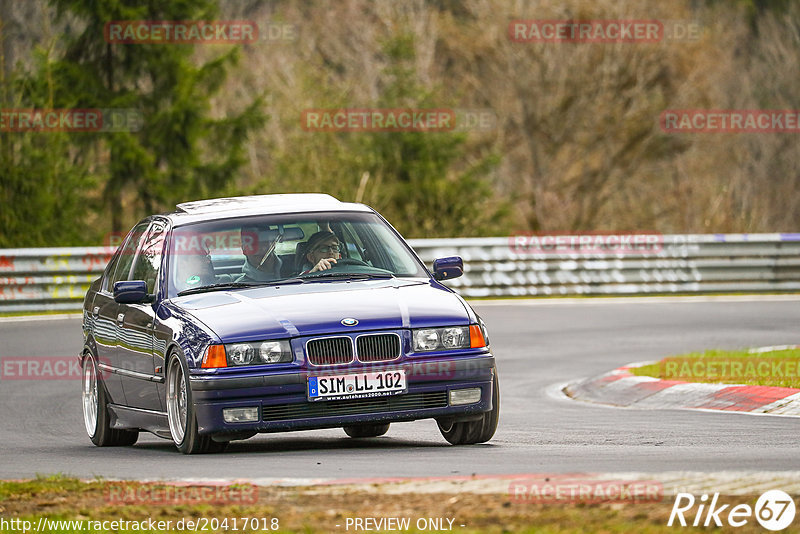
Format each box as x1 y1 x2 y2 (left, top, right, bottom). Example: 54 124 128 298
0 475 775 533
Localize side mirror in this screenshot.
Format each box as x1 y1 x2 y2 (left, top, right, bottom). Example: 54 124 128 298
432 256 463 281
114 280 149 304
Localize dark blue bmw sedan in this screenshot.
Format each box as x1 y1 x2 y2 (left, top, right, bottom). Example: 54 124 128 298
81 194 498 453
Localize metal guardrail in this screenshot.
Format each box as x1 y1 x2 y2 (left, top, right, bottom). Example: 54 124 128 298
0 247 115 312
1 234 799 312
408 234 800 297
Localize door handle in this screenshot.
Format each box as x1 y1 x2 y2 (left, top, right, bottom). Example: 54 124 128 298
117 312 125 324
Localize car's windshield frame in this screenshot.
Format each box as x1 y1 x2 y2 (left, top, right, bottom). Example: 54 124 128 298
165 210 429 298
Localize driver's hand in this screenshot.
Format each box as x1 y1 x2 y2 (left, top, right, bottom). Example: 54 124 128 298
310 258 337 272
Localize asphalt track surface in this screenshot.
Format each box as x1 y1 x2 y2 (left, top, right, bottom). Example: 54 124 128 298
1 296 799 481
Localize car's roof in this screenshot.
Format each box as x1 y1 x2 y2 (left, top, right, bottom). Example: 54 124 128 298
163 193 374 225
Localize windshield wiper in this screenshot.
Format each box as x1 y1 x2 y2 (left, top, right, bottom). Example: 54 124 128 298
177 278 307 296
178 282 259 296
261 277 306 286
301 272 395 280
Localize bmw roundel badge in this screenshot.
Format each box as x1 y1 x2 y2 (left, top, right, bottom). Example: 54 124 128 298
341 318 359 326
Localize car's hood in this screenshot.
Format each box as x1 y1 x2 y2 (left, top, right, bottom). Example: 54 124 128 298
170 278 471 342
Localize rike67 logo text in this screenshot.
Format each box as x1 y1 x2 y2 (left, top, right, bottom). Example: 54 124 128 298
669 490 796 531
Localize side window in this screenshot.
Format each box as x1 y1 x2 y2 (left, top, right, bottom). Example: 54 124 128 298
110 222 151 287
101 252 119 293
131 222 167 294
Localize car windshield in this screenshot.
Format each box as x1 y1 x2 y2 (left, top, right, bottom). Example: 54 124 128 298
168 211 428 297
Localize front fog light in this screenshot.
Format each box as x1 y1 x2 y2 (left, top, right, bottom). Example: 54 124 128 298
223 407 259 423
449 388 482 406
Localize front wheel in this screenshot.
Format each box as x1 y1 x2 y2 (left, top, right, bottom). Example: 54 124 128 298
437 375 499 445
343 423 390 438
166 354 227 454
82 353 138 447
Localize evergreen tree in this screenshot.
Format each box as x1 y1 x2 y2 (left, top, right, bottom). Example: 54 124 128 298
47 0 264 233
1 28 95 247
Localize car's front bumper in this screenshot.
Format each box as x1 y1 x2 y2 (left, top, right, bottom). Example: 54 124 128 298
189 354 496 435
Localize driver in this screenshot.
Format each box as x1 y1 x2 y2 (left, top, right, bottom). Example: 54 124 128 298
236 226 283 282
299 230 341 274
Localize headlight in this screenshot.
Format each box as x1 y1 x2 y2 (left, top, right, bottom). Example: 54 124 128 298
414 329 441 351
228 343 255 365
259 341 291 363
413 326 470 352
222 340 292 366
441 327 468 348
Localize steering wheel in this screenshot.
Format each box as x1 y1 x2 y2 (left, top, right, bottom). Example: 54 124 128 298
330 257 369 268
300 256 393 277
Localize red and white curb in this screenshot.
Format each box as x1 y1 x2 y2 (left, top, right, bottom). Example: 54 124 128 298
564 351 800 417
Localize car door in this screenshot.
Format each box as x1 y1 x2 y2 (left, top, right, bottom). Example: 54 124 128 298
93 221 151 405
117 220 168 411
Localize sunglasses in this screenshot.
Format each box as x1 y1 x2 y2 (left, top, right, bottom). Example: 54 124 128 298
314 244 340 253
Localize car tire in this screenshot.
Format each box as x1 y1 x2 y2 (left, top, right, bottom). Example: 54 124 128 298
437 374 499 445
343 423 390 438
166 352 228 454
82 353 139 447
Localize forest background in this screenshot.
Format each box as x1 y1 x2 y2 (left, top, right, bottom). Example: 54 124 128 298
0 0 798 247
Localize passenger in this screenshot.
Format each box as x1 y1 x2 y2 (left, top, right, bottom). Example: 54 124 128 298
299 230 341 274
175 249 216 292
236 226 283 282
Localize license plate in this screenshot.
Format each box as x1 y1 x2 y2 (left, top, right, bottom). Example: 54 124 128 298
308 370 407 401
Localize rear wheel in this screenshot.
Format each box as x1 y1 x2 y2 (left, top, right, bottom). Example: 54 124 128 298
437 375 499 445
82 353 138 447
343 423 390 438
166 353 227 454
